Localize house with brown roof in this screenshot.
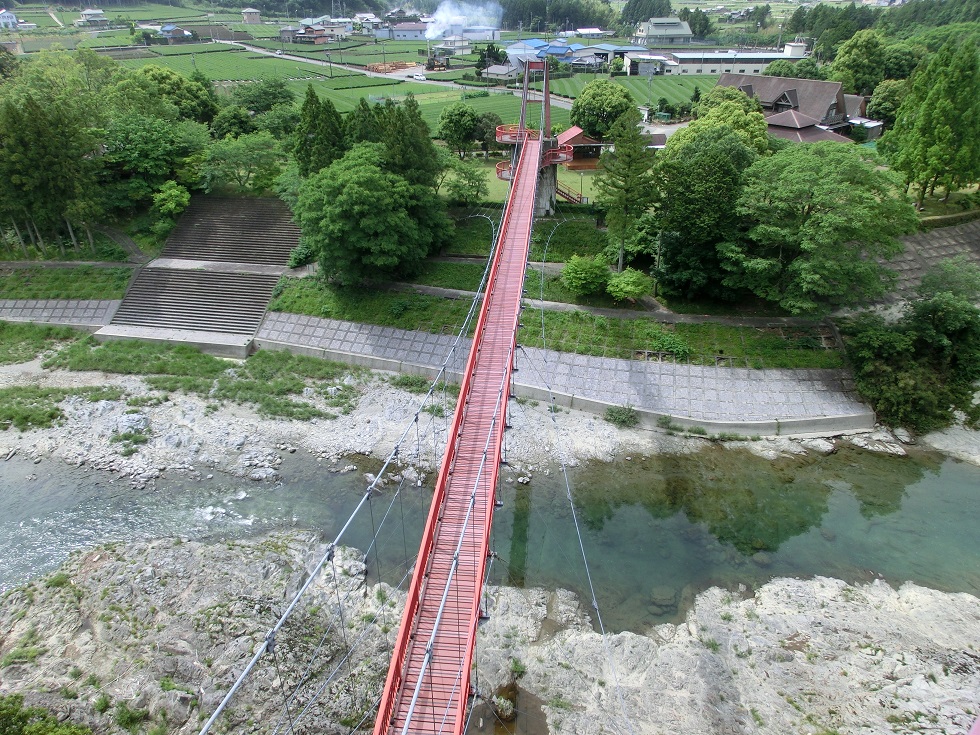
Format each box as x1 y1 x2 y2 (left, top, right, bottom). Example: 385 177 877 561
717 73 853 143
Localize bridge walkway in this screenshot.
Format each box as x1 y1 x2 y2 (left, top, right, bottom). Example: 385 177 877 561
374 136 543 735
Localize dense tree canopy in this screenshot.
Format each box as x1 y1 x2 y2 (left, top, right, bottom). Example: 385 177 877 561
830 29 887 94
295 143 450 286
880 40 980 204
619 0 671 27
867 79 908 127
762 58 827 81
654 125 758 299
843 256 980 431
570 79 634 140
719 142 918 314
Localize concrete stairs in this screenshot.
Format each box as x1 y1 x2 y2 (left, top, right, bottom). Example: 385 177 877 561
96 197 299 357
161 197 300 265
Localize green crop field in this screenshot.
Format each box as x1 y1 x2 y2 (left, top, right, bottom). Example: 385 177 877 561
9 9 63 27
75 30 138 48
147 42 237 55
544 73 719 105
228 23 282 38
119 50 339 81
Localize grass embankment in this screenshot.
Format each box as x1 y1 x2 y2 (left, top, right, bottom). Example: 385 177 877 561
0 267 133 300
0 324 368 430
269 278 843 369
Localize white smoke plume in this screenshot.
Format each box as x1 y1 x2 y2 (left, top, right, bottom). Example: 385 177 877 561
424 0 502 39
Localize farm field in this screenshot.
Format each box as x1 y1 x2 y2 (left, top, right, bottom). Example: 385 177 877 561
7 8 63 27
545 74 719 105
119 48 339 81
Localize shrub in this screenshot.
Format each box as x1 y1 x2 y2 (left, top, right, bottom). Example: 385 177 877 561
560 255 610 296
114 702 149 733
604 405 639 428
606 268 653 302
287 242 316 268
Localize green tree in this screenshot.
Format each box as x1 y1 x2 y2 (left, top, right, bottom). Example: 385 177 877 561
620 0 672 27
867 79 908 128
671 100 770 156
693 85 763 117
211 105 255 139
561 255 610 296
720 142 918 314
883 42 924 80
293 85 346 178
295 143 450 285
443 158 490 205
438 102 479 158
255 103 300 141
842 256 980 431
132 65 217 123
152 181 191 217
830 29 886 94
763 57 826 80
686 8 712 38
380 94 441 189
232 78 295 114
606 268 653 302
473 111 503 157
344 97 382 147
201 131 282 193
594 108 656 271
100 114 203 206
881 40 980 204
655 125 757 300
0 47 17 80
570 79 634 140
0 94 100 248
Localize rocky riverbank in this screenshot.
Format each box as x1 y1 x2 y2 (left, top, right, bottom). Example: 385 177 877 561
2 359 980 733
2 359 975 495
1 535 978 735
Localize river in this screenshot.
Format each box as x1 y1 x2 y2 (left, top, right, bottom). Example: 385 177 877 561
2 445 979 633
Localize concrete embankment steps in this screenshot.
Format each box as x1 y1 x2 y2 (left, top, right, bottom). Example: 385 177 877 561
109 269 280 334
95 196 298 357
161 197 300 266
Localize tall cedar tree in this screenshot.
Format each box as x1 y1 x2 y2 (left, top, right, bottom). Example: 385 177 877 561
344 97 383 147
294 85 345 177
380 93 440 189
594 108 657 272
883 40 980 205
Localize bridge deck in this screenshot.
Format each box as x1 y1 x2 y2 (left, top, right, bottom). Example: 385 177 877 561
375 138 542 735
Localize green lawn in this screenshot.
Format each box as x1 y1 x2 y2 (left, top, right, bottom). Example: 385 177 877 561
443 214 499 256
0 267 133 300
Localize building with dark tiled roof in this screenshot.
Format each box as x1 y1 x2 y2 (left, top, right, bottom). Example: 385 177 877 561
718 73 849 131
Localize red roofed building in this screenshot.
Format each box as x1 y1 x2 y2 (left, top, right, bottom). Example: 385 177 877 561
556 125 604 168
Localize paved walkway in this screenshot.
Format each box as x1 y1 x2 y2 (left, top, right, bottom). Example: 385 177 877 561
0 300 872 434
255 312 872 435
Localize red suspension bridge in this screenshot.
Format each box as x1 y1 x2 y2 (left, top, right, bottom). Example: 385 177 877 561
373 62 567 735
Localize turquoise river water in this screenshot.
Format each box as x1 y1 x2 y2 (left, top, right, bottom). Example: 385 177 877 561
1 445 978 633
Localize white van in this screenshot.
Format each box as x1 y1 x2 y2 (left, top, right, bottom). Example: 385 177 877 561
413 73 427 81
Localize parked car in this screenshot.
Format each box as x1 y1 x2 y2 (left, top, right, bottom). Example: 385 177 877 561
413 73 427 81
